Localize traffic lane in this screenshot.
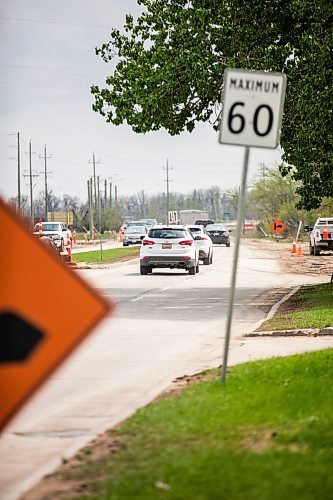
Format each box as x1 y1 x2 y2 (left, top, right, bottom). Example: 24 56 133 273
101 285 268 326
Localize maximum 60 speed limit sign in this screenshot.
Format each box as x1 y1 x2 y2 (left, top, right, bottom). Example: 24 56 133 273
219 68 286 382
219 69 286 148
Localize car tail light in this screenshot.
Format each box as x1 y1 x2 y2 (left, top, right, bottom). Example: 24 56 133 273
179 240 193 246
142 239 155 246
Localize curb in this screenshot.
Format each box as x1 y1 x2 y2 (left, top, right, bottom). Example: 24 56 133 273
245 285 333 338
245 327 333 337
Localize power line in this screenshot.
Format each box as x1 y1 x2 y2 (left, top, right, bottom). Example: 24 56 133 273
0 15 112 29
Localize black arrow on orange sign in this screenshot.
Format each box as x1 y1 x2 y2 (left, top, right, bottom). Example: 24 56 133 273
0 312 45 363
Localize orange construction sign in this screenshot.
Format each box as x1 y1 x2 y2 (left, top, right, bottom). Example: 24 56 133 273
0 199 112 431
271 218 286 234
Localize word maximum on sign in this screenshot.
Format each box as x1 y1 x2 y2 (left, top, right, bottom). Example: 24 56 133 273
219 68 286 149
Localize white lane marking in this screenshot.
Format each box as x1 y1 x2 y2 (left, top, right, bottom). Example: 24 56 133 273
161 286 172 291
131 296 143 302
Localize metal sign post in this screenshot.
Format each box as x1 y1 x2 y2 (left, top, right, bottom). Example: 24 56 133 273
221 146 249 382
219 68 286 382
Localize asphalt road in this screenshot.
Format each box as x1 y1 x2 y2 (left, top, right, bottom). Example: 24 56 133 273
1 240 332 500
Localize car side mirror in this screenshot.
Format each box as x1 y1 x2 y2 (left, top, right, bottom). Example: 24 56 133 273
304 226 313 233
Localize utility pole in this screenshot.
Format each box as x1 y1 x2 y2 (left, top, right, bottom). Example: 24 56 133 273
88 178 94 239
163 159 173 223
114 184 118 209
17 132 21 213
141 190 145 218
88 153 100 210
104 179 107 210
39 145 52 220
97 176 101 231
8 132 21 213
29 141 34 225
23 141 38 226
109 182 113 209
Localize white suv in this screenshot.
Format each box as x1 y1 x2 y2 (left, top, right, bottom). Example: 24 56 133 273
140 225 199 275
33 222 72 252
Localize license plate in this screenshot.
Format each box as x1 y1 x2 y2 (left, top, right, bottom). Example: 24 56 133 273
162 243 172 249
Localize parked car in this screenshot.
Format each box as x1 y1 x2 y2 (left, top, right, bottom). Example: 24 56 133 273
205 223 231 246
304 218 333 255
33 222 71 251
187 225 213 265
123 225 147 246
140 225 199 275
194 219 215 227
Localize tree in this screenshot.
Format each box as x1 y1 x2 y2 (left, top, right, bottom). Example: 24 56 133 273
249 165 308 234
92 0 332 209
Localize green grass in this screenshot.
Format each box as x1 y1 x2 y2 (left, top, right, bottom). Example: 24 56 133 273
57 350 333 499
72 246 139 263
259 284 333 331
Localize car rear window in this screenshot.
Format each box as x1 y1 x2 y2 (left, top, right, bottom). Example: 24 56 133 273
148 228 187 239
188 227 201 233
206 224 227 231
35 223 60 231
127 221 147 227
126 226 145 233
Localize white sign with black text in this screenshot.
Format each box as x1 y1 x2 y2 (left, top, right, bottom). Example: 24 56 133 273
219 69 286 148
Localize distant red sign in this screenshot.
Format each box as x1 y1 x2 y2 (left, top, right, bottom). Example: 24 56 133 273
243 223 255 232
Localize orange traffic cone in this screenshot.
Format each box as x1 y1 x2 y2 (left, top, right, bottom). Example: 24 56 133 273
73 229 77 244
291 240 297 254
67 235 72 259
297 243 303 257
323 226 329 239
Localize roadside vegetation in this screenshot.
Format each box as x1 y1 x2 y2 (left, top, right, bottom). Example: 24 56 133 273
43 349 333 499
258 284 333 331
72 246 139 264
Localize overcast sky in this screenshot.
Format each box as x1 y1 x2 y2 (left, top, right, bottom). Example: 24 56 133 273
0 0 282 204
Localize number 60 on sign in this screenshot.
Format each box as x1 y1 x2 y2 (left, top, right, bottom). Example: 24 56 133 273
219 69 286 149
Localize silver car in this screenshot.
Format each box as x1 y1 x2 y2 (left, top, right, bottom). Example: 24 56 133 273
187 225 213 265
123 225 147 246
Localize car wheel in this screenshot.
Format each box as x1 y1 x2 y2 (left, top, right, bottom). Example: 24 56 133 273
196 261 200 273
189 266 196 275
314 246 321 256
209 252 213 264
140 265 148 275
203 255 210 265
123 243 129 247
226 242 231 247
309 244 314 255
147 267 153 274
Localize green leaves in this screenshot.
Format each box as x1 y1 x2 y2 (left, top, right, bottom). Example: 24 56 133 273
91 0 333 209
